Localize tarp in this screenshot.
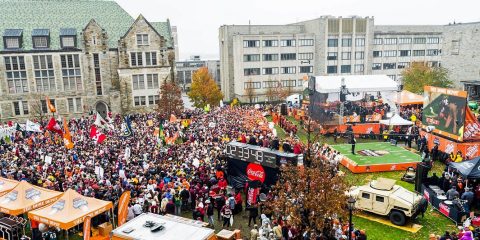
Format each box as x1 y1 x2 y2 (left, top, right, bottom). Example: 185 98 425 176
0 180 62 215
379 114 414 126
391 90 424 105
449 157 480 178
28 189 113 230
307 75 398 93
0 178 19 196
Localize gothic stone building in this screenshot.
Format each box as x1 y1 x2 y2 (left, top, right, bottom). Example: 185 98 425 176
0 0 175 121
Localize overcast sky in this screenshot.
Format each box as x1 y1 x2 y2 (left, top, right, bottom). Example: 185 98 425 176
115 0 480 60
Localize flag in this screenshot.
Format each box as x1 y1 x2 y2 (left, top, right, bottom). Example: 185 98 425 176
15 123 25 137
83 216 91 240
25 120 42 133
45 96 56 113
63 119 74 149
89 125 106 144
230 98 239 108
94 112 114 130
169 114 177 123
4 135 11 144
204 104 210 113
220 100 224 108
46 117 63 135
117 191 131 227
121 116 133 137
147 119 153 127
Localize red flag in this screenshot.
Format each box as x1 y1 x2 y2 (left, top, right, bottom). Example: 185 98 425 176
117 191 131 226
89 125 106 144
83 216 91 240
46 117 63 135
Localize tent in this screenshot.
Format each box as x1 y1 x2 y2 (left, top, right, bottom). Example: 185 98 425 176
449 157 480 178
28 189 113 230
391 90 424 105
379 114 414 126
0 177 19 196
0 180 62 215
307 75 398 93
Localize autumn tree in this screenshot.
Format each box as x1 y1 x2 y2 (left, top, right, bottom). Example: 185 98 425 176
402 62 453 94
244 78 256 104
158 52 183 117
30 93 48 122
276 80 294 100
188 67 223 108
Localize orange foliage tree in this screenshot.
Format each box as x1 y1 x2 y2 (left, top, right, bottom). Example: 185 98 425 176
188 67 223 108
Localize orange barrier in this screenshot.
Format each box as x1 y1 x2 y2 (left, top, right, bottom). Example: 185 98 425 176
339 156 421 173
322 123 381 135
420 130 480 158
342 113 382 124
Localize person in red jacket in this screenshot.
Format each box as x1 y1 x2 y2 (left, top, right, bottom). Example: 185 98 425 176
293 143 302 154
218 178 227 190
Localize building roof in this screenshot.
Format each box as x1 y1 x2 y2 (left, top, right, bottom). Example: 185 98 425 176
0 0 172 50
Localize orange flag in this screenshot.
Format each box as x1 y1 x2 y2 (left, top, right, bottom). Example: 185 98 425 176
117 191 131 227
83 216 91 240
63 119 74 149
169 114 177 123
45 96 56 113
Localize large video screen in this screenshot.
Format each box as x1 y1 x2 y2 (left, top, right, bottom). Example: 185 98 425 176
422 86 468 141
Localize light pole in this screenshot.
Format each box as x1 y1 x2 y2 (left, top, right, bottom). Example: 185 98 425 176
347 196 356 240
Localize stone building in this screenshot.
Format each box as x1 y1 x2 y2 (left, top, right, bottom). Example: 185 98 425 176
0 0 174 121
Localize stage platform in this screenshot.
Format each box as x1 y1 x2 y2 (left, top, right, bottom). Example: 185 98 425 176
331 142 422 173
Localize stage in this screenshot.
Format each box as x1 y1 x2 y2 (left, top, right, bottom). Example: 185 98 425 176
331 142 422 173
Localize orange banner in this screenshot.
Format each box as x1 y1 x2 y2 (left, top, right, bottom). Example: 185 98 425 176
83 216 91 240
45 96 56 113
322 123 381 135
421 130 480 158
343 113 382 123
424 86 468 98
117 191 130 227
463 107 480 141
63 119 74 149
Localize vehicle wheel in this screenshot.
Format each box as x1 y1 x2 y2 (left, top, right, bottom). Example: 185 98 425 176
389 210 406 226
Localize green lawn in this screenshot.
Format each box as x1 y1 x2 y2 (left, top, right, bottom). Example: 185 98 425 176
331 142 421 165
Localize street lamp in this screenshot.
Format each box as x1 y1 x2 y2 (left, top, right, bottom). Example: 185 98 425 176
347 197 356 240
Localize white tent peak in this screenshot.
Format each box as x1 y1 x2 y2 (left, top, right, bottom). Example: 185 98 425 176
379 114 414 126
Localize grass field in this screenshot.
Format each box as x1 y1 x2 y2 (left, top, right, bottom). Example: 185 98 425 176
331 142 421 165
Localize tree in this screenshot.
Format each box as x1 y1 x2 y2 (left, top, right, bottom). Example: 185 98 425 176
188 67 223 108
265 77 278 102
402 62 453 94
158 51 183 117
244 78 256 104
30 93 48 122
277 80 294 100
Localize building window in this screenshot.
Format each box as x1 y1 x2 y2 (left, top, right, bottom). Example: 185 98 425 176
281 80 296 87
5 37 20 49
243 40 259 48
145 52 157 66
263 81 278 88
67 97 82 113
33 55 55 92
280 53 296 60
244 68 260 76
373 38 382 45
398 62 410 69
327 52 338 60
451 40 460 55
61 36 75 48
136 34 149 46
342 38 352 47
413 37 426 44
33 37 48 48
373 51 382 58
60 54 82 91
132 75 145 90
243 54 260 62
262 54 278 61
341 52 351 60
298 53 314 60
427 49 441 56
327 66 337 73
299 39 314 46
40 99 55 114
428 61 441 67
355 38 365 47
399 50 411 57
384 38 397 45
413 50 425 56
280 39 295 47
383 50 397 57
148 95 160 105
383 63 396 69
93 54 102 95
262 68 279 75
281 67 296 74
244 82 261 89
263 40 278 47
372 63 382 70
130 52 143 67
134 96 147 106
354 64 364 73
147 74 159 89
387 75 397 80
427 37 440 44
299 66 313 73
355 51 364 60
341 65 351 73
4 56 28 94
327 39 338 47
13 101 29 116
399 38 412 44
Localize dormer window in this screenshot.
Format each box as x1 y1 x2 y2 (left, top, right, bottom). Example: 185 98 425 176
136 34 149 46
3 29 23 49
60 28 77 49
32 29 50 49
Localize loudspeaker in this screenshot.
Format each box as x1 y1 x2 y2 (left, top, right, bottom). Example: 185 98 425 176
415 163 430 192
280 104 287 116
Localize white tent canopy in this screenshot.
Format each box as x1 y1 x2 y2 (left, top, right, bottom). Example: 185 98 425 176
379 114 414 126
306 75 399 93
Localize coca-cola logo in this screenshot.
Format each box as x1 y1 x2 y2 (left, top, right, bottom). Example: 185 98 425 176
467 145 479 158
246 163 265 183
439 203 450 216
